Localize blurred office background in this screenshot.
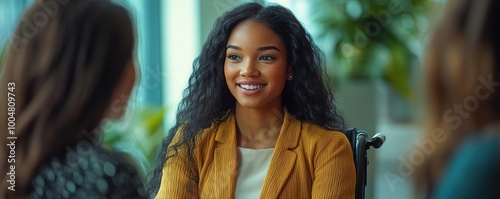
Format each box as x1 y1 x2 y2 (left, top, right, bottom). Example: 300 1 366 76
0 0 445 198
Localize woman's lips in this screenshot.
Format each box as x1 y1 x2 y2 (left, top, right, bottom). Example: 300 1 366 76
236 81 267 95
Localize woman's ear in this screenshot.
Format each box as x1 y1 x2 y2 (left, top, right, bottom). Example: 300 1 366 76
287 68 293 80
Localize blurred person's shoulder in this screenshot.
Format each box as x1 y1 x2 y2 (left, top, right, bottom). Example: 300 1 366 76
455 129 500 161
432 130 500 199
29 140 147 199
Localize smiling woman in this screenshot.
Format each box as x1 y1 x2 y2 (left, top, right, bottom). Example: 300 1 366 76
149 2 355 199
224 20 289 113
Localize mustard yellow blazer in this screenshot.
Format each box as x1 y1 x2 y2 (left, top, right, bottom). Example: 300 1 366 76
155 110 356 198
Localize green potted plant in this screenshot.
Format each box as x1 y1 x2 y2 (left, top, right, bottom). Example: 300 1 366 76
312 1 437 198
313 0 436 122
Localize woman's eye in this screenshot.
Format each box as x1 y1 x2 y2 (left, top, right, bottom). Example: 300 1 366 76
227 54 241 60
260 55 275 61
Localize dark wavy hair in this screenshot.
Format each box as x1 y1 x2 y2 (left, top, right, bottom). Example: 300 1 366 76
148 2 345 196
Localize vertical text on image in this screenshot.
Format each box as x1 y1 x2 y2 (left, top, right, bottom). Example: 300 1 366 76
6 82 17 191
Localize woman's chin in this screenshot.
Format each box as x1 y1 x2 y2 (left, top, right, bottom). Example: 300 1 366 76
236 101 261 109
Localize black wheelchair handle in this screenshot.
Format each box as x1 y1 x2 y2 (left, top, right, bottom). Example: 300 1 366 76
369 133 386 149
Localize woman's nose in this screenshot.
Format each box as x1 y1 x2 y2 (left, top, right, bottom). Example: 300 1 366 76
239 60 260 77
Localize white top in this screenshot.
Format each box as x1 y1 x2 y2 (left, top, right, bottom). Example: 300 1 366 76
234 147 275 199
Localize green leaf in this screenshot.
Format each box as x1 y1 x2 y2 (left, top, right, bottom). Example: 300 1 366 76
312 0 437 99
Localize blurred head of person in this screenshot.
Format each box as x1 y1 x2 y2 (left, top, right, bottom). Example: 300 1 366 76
415 0 500 196
0 0 136 196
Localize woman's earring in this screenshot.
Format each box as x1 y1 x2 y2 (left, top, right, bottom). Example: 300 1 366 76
288 75 293 80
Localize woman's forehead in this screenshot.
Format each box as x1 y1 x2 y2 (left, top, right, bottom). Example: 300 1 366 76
226 20 286 53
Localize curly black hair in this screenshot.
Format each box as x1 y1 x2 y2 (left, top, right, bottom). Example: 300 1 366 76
148 2 345 196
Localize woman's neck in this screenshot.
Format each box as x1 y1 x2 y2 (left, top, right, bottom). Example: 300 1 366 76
235 105 284 149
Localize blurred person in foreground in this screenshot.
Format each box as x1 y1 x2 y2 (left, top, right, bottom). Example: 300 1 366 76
414 0 500 198
0 0 146 198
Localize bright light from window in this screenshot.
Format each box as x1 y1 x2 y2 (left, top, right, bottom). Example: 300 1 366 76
266 0 291 8
162 0 199 128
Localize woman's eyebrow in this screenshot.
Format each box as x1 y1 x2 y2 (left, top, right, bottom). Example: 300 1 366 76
257 46 281 52
226 45 281 53
226 45 241 50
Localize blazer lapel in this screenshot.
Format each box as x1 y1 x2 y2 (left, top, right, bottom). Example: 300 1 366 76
260 110 301 198
210 114 239 198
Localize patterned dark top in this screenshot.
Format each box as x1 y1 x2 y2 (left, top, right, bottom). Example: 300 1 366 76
29 140 147 199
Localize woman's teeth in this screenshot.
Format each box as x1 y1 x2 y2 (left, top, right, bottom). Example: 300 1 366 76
240 84 265 90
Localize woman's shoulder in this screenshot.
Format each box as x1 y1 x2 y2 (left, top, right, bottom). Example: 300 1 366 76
432 132 500 199
30 141 147 198
446 132 500 167
299 121 349 144
457 132 499 154
446 132 500 168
